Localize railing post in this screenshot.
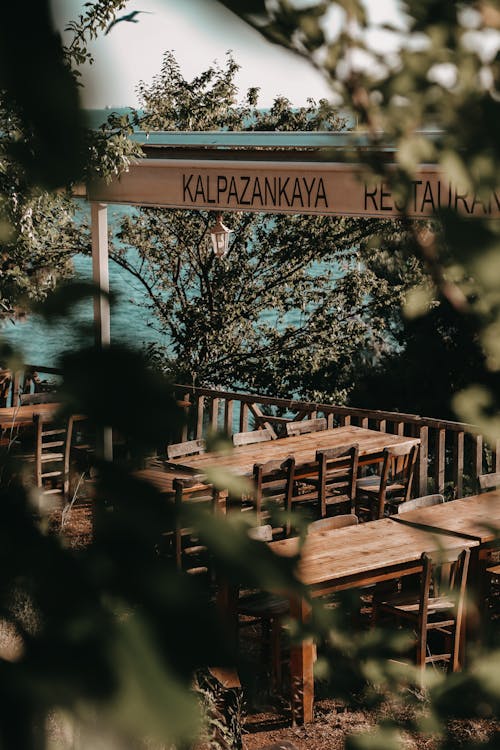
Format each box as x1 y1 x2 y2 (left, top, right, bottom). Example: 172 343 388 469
196 396 204 439
339 415 351 426
453 431 465 498
376 419 387 432
473 434 483 486
417 425 429 496
240 402 249 432
180 393 190 442
12 371 21 406
224 399 234 436
210 397 220 432
494 438 500 473
435 428 446 493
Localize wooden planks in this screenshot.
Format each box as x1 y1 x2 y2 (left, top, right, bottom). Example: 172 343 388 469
167 426 420 478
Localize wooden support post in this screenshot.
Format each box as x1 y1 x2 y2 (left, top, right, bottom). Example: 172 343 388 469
376 419 387 432
91 202 112 461
360 417 369 428
339 414 351 426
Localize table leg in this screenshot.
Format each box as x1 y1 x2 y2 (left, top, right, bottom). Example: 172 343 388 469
289 595 314 725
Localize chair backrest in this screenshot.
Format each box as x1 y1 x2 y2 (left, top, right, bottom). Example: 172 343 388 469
376 442 419 517
308 514 358 534
286 417 327 437
167 438 206 460
20 392 59 406
33 413 74 505
398 493 445 514
247 524 273 542
316 443 359 517
172 477 222 574
478 472 500 491
233 428 274 447
252 456 295 532
419 546 471 668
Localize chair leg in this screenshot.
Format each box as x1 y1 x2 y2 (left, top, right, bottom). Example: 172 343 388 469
270 618 282 693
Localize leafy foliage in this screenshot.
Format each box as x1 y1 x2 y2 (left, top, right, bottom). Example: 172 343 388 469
106 52 426 401
219 0 500 438
0 2 499 749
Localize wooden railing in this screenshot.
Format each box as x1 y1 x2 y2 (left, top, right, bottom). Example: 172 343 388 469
2 365 493 499
175 384 498 499
0 364 62 408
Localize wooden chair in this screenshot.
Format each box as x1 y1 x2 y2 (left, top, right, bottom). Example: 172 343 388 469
233 428 274 447
172 477 222 576
251 457 295 535
238 524 290 692
374 547 471 674
33 413 74 506
307 514 358 534
398 493 445 514
356 442 419 520
0 369 11 407
478 472 500 492
484 563 500 620
316 444 359 518
286 417 327 437
167 438 206 460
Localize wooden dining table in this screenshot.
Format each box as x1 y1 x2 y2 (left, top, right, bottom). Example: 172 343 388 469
391 490 500 545
0 402 62 430
165 425 420 477
270 514 481 724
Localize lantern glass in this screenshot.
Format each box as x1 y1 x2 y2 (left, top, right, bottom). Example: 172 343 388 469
209 214 232 257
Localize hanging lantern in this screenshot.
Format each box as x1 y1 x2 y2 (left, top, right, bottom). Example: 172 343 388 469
209 213 232 258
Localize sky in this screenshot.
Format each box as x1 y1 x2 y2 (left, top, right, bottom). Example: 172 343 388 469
50 0 402 109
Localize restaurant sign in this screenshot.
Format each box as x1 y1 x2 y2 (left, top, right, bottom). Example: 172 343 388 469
89 159 500 219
